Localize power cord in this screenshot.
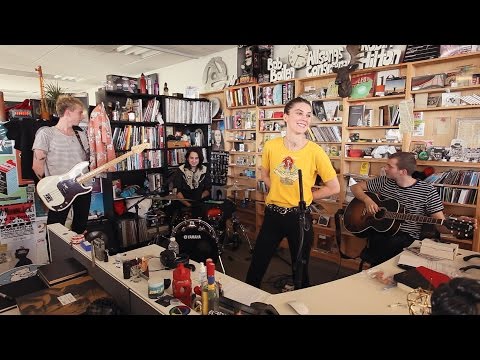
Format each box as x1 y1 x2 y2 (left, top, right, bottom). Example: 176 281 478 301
264 274 294 293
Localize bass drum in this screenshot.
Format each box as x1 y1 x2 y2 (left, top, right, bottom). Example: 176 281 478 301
171 219 219 264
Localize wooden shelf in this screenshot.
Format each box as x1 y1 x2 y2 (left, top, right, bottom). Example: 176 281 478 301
346 126 399 130
226 105 256 110
413 105 480 111
345 142 401 146
219 51 480 257
416 161 480 168
347 94 405 103
443 202 476 208
411 84 480 94
344 158 388 163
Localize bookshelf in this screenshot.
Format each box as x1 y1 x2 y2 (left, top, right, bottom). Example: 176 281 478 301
95 90 211 250
204 52 480 268
331 52 480 263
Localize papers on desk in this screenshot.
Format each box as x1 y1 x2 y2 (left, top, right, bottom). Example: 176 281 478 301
222 281 269 306
397 249 460 278
420 239 458 260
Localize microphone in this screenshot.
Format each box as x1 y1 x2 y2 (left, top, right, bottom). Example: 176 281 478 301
298 169 304 202
298 169 306 212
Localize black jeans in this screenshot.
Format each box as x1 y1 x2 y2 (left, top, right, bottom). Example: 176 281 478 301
46 192 92 234
246 207 313 289
361 230 414 267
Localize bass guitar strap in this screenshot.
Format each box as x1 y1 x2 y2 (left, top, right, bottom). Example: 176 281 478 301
73 129 88 156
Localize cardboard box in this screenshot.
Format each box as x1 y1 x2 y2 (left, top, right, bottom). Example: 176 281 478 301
105 74 138 93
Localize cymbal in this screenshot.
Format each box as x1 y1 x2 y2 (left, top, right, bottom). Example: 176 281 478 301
224 184 251 191
150 194 195 201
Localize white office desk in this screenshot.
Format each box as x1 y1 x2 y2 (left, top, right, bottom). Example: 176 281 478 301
47 223 270 315
266 242 480 315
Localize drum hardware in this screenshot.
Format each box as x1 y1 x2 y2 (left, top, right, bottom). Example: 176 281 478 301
126 194 153 246
227 188 254 253
224 184 251 191
171 219 226 274
149 194 195 201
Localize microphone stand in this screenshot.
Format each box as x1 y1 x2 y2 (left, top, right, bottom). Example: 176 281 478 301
294 169 310 290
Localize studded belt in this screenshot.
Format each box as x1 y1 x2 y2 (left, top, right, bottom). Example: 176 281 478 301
266 204 311 215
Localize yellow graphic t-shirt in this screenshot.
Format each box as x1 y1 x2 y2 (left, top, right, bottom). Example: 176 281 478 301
262 137 336 208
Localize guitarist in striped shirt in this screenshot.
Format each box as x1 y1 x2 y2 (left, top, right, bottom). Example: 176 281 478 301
350 152 477 266
32 96 91 239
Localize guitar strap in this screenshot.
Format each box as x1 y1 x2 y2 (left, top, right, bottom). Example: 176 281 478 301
73 129 88 156
334 208 358 260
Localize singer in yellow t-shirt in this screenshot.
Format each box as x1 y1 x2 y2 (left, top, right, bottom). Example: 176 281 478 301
246 97 340 290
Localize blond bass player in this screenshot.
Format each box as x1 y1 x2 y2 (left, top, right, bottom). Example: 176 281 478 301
32 95 90 242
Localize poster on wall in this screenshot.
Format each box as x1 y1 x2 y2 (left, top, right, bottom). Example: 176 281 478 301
88 192 104 220
0 221 48 275
0 154 28 206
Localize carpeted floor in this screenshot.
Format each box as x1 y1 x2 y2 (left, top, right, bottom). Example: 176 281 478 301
218 236 357 294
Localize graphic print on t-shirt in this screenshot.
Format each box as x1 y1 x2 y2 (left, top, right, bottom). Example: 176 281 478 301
274 156 298 185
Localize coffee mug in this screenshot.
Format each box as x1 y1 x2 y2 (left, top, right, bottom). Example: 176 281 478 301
148 279 172 299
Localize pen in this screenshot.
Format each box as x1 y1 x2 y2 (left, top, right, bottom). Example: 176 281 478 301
0 292 14 301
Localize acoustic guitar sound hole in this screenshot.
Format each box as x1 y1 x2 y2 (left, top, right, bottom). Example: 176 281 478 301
373 208 386 220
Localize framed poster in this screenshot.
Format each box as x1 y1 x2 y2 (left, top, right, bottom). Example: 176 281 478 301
455 118 480 148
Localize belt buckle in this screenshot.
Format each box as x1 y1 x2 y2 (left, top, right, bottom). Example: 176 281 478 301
279 207 288 215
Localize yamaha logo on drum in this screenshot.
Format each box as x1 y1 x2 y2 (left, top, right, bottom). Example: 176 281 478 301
183 235 201 239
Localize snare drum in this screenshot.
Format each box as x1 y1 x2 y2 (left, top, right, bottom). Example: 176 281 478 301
171 219 219 263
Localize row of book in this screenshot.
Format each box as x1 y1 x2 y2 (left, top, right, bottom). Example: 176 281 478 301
164 98 211 124
225 86 256 108
311 100 340 121
436 187 478 205
112 125 164 151
166 147 208 167
132 98 162 123
113 150 163 171
257 82 295 107
348 104 400 127
224 110 257 130
425 170 480 187
306 125 341 143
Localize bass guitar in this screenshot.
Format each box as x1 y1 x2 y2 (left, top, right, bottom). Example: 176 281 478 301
37 143 151 211
343 191 474 239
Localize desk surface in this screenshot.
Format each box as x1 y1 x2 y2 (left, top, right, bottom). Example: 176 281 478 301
47 223 270 315
47 224 480 315
266 242 480 315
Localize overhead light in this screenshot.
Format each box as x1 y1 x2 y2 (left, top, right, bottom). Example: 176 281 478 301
115 45 198 59
52 74 82 82
116 45 161 59
116 45 133 52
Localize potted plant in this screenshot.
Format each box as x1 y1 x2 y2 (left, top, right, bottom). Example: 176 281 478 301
44 82 69 116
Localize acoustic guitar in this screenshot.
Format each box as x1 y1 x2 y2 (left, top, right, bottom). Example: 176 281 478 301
343 191 474 239
37 143 150 211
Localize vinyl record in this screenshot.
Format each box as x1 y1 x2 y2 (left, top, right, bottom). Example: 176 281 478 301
210 97 221 118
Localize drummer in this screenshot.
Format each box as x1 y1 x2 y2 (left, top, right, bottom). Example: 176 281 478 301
172 148 212 219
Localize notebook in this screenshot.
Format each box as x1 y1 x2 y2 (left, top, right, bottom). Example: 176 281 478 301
393 266 451 292
38 257 87 287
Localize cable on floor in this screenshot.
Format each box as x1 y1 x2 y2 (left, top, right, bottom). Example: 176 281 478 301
264 274 294 292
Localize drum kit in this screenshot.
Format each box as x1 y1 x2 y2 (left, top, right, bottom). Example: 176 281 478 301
143 187 253 274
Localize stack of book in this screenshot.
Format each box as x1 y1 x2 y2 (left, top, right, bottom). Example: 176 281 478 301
37 257 87 287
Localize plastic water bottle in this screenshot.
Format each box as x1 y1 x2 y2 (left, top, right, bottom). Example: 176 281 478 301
168 237 179 256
